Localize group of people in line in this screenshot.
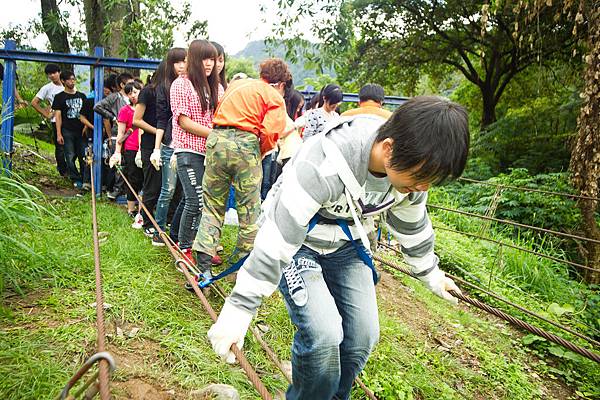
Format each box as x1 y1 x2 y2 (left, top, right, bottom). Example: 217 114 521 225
24 40 471 400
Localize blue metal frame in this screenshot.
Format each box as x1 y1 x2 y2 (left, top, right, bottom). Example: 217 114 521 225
0 40 160 192
300 90 408 107
1 40 17 173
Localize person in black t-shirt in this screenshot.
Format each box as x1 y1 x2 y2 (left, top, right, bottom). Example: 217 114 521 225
133 65 163 237
52 70 87 186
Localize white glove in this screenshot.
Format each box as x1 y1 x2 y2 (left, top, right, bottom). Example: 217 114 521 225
109 153 121 168
150 149 162 171
207 301 253 364
169 153 177 170
135 150 143 168
418 268 461 305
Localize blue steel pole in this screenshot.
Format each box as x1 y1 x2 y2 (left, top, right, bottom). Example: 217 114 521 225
1 40 17 174
92 47 104 195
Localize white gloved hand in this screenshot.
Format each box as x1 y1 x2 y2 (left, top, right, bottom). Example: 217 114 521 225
150 149 162 171
169 153 177 170
109 152 121 168
418 268 461 305
207 301 253 364
135 150 143 168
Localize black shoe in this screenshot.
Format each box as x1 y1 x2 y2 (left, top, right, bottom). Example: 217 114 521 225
107 189 121 200
152 234 165 247
143 227 156 238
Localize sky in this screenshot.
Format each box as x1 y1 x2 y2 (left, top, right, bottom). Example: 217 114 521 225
0 0 281 55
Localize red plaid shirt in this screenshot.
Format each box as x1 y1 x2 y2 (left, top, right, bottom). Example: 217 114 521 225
170 76 223 154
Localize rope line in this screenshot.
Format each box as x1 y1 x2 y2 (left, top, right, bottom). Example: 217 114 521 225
88 151 111 399
377 242 600 348
428 204 600 245
116 166 273 400
458 177 600 202
432 225 596 272
117 166 378 399
373 254 600 364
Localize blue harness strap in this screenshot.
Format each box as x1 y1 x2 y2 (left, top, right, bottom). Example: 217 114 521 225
335 219 379 285
198 214 322 288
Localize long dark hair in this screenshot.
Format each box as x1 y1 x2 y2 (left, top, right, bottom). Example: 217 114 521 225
163 47 187 90
187 40 219 112
318 84 343 107
148 60 166 89
211 41 227 90
286 90 305 120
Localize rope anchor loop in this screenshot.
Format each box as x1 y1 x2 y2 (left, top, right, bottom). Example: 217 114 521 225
57 351 116 400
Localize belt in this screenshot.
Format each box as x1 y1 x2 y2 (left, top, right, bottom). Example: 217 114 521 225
214 125 239 130
316 216 355 226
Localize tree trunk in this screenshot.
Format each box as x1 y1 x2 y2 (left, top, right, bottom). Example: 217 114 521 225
569 6 600 284
83 0 104 53
480 86 497 129
40 0 70 54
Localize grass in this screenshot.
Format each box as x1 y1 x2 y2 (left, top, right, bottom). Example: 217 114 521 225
1 134 598 399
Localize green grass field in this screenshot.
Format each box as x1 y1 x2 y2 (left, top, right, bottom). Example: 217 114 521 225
1 133 598 399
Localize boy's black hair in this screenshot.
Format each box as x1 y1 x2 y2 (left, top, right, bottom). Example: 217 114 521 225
44 63 61 75
59 70 75 81
117 72 134 87
359 83 385 104
104 74 118 92
123 81 143 94
376 96 469 184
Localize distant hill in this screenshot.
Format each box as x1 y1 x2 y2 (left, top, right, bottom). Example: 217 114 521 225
233 40 334 87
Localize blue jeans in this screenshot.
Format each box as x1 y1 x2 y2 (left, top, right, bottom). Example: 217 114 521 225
62 128 85 182
176 151 205 249
278 243 380 400
260 152 277 201
154 146 177 231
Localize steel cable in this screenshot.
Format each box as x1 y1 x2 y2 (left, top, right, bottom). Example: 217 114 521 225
432 225 596 272
116 167 273 400
428 204 600 245
88 152 111 399
458 177 600 202
373 254 600 364
377 242 600 348
116 166 379 399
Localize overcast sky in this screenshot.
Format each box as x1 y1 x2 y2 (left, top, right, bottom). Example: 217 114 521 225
0 0 282 55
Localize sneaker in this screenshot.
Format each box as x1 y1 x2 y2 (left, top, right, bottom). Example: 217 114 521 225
143 227 156 238
215 245 224 253
180 248 196 267
73 181 83 190
152 234 165 247
107 189 121 200
211 254 223 265
82 183 91 191
131 213 143 229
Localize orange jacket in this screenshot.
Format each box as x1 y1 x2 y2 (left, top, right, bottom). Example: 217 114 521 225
213 79 287 155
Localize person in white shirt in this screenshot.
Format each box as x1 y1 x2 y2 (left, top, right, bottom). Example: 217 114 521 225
31 64 66 176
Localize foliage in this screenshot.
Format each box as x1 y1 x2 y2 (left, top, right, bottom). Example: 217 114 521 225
225 57 259 81
433 169 582 238
234 40 333 86
117 0 206 59
0 174 53 295
266 0 584 129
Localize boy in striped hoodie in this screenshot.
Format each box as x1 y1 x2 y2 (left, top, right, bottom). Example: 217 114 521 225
208 96 470 400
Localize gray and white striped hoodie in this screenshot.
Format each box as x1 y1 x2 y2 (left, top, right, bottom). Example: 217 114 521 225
228 115 440 314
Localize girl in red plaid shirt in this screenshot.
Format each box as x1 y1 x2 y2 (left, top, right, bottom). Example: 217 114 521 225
170 40 224 260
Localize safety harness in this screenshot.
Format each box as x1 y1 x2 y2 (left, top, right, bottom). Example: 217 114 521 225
196 136 381 288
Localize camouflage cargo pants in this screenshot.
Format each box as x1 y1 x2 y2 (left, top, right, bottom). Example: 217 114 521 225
193 128 262 256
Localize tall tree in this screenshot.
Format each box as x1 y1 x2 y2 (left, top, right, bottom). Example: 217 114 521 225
569 4 600 284
40 0 70 54
268 0 582 129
